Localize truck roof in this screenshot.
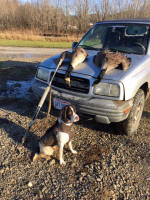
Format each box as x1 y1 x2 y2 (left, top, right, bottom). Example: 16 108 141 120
96 18 150 24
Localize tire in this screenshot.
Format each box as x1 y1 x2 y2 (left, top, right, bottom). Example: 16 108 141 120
122 89 145 136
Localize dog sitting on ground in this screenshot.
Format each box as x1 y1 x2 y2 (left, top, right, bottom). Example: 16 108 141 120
33 105 79 165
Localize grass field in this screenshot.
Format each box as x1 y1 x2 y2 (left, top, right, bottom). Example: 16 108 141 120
0 30 82 48
0 39 72 48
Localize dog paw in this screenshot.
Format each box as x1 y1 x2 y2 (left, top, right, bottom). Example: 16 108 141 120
60 160 66 165
71 150 77 154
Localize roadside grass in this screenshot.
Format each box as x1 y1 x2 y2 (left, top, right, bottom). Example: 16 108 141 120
0 39 72 48
0 30 83 48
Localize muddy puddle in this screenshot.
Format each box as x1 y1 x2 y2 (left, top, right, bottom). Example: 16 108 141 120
0 59 38 103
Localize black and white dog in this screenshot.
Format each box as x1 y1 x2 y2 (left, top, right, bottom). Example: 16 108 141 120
33 105 79 165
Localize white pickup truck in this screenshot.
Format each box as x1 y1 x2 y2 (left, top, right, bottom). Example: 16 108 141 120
32 18 150 135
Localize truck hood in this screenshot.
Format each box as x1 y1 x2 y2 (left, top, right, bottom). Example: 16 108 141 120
41 50 149 81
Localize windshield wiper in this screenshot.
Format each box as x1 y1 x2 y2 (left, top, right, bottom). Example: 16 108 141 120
78 44 99 51
107 48 132 54
106 48 118 52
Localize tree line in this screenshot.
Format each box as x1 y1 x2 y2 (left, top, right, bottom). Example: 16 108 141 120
0 0 150 34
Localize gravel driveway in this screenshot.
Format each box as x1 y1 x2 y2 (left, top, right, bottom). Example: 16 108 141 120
0 54 150 200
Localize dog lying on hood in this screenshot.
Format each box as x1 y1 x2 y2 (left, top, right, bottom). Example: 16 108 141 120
33 105 79 165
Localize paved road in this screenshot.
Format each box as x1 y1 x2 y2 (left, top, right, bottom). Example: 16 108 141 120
0 46 66 58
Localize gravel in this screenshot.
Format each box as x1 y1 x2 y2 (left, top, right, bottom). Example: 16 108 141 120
0 58 150 200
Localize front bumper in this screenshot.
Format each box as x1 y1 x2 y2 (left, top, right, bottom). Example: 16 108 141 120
32 80 133 124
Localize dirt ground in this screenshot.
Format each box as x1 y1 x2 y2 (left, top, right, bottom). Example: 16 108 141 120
0 56 150 200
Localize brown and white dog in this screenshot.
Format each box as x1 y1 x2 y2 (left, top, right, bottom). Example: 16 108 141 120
33 105 79 165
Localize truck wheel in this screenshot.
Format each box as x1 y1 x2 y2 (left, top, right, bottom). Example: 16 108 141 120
122 89 145 136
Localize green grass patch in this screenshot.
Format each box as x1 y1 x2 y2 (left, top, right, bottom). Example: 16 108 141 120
0 39 72 48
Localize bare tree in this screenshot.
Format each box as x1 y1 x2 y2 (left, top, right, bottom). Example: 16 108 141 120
0 0 150 34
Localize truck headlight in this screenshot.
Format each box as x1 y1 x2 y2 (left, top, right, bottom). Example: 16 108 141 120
93 82 120 97
36 67 49 82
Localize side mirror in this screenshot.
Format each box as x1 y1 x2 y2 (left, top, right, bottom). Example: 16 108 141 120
72 41 78 49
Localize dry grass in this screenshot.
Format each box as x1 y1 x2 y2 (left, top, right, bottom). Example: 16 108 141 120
0 30 43 41
0 30 82 42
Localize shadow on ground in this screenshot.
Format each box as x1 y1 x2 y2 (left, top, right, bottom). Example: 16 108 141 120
0 60 38 80
0 117 39 155
142 110 150 119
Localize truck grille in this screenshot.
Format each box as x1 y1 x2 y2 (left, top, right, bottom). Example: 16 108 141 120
51 72 89 94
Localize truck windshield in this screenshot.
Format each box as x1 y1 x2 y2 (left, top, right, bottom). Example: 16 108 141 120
78 23 150 54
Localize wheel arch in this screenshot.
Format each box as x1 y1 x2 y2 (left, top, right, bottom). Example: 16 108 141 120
140 82 150 100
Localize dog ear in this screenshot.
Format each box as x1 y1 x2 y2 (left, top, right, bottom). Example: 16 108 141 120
70 104 76 113
60 106 65 120
60 106 68 122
